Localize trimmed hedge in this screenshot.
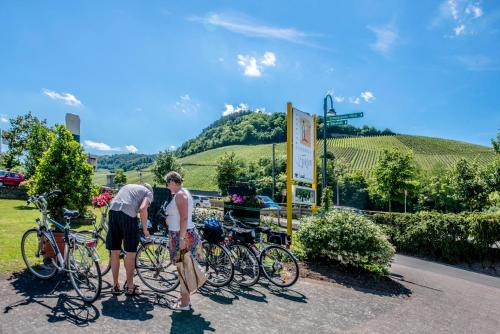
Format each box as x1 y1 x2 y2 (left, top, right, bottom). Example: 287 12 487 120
371 212 500 262
295 211 395 274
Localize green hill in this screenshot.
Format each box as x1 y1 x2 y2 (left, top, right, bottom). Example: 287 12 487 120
94 134 496 191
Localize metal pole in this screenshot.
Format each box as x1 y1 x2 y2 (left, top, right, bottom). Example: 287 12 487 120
336 180 340 206
272 143 276 201
404 189 407 213
322 97 327 190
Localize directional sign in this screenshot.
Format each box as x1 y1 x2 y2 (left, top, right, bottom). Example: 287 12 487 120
327 112 364 121
326 120 348 126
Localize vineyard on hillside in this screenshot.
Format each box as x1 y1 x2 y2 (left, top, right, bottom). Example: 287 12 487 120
94 135 496 190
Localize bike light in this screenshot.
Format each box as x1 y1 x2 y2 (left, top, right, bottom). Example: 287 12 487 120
85 240 97 247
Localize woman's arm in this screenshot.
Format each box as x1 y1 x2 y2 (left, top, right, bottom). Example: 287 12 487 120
176 191 189 249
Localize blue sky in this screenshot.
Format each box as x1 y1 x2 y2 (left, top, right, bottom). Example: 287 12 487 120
1 0 499 154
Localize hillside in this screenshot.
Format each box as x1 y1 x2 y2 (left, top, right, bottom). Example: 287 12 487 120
93 134 496 191
175 111 392 157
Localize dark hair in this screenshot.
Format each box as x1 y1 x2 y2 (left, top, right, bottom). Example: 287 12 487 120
164 171 183 185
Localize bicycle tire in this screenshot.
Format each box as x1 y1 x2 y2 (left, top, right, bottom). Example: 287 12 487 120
260 245 299 288
228 243 260 287
201 241 234 287
68 243 102 303
135 242 179 293
78 231 111 276
21 228 58 280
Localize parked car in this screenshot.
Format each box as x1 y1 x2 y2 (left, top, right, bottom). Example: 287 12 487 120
192 195 211 208
257 195 281 209
0 170 25 187
332 205 363 215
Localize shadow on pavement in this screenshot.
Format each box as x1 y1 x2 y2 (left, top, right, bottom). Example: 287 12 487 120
258 282 308 303
300 262 412 297
170 309 215 334
5 271 99 327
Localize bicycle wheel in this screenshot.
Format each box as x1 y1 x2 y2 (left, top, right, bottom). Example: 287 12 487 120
260 245 299 288
229 244 260 287
21 229 58 279
201 242 234 287
68 243 102 303
136 242 179 293
78 231 110 276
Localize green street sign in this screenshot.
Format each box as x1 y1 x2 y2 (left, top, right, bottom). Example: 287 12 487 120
326 120 348 126
327 112 364 120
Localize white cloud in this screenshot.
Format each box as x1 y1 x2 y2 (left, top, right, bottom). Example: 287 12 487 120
368 24 398 55
223 103 249 116
261 52 276 66
174 94 199 113
189 13 313 46
439 0 484 37
43 89 82 107
84 140 120 152
237 55 261 77
360 91 376 103
466 5 483 18
84 140 139 153
0 114 8 123
169 145 177 151
454 24 466 35
237 52 277 77
125 145 138 153
334 96 344 103
349 97 361 105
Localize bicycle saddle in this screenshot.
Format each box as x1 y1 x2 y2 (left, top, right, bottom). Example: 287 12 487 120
256 226 271 233
63 208 80 219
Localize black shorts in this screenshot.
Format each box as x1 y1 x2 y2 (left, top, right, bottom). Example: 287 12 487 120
106 210 139 253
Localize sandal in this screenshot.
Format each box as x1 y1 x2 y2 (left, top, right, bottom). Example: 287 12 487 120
123 283 142 296
169 300 191 311
111 284 123 295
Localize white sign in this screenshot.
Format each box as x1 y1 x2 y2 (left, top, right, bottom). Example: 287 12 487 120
292 185 316 205
292 108 314 183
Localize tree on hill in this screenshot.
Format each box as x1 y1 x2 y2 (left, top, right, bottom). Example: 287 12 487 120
114 169 127 185
492 130 500 154
214 152 245 195
449 158 488 212
152 150 183 185
369 149 417 212
29 125 94 220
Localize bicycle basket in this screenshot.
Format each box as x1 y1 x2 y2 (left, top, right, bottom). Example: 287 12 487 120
202 217 224 243
267 231 289 246
232 227 256 244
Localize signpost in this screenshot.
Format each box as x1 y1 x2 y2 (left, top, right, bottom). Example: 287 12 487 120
327 112 364 121
326 120 348 126
287 102 317 237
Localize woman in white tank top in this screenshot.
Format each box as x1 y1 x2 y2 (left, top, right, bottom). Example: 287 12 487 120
164 171 203 311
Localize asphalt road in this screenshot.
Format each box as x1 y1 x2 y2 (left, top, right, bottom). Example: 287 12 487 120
1 254 499 334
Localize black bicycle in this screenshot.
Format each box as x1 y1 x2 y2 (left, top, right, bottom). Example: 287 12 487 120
195 219 234 287
224 211 299 288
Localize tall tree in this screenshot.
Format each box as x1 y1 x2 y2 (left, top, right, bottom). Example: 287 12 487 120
369 149 417 212
492 130 500 154
114 169 127 185
152 150 183 185
214 152 244 195
449 158 488 212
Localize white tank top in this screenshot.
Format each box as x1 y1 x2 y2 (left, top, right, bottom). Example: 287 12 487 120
165 188 194 231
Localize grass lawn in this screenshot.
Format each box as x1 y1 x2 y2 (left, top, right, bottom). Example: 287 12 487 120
0 199 99 273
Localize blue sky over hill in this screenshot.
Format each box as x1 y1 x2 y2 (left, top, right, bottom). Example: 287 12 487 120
0 0 499 154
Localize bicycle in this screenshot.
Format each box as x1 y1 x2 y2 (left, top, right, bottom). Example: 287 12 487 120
79 204 111 275
20 190 103 303
195 219 234 287
224 211 299 288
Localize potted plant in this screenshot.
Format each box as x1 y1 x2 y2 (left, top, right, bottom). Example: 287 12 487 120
223 194 265 225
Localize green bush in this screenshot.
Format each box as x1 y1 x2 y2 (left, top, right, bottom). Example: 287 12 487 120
295 210 395 273
29 125 94 221
372 211 500 262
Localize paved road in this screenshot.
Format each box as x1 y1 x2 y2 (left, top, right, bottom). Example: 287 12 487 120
1 254 499 334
